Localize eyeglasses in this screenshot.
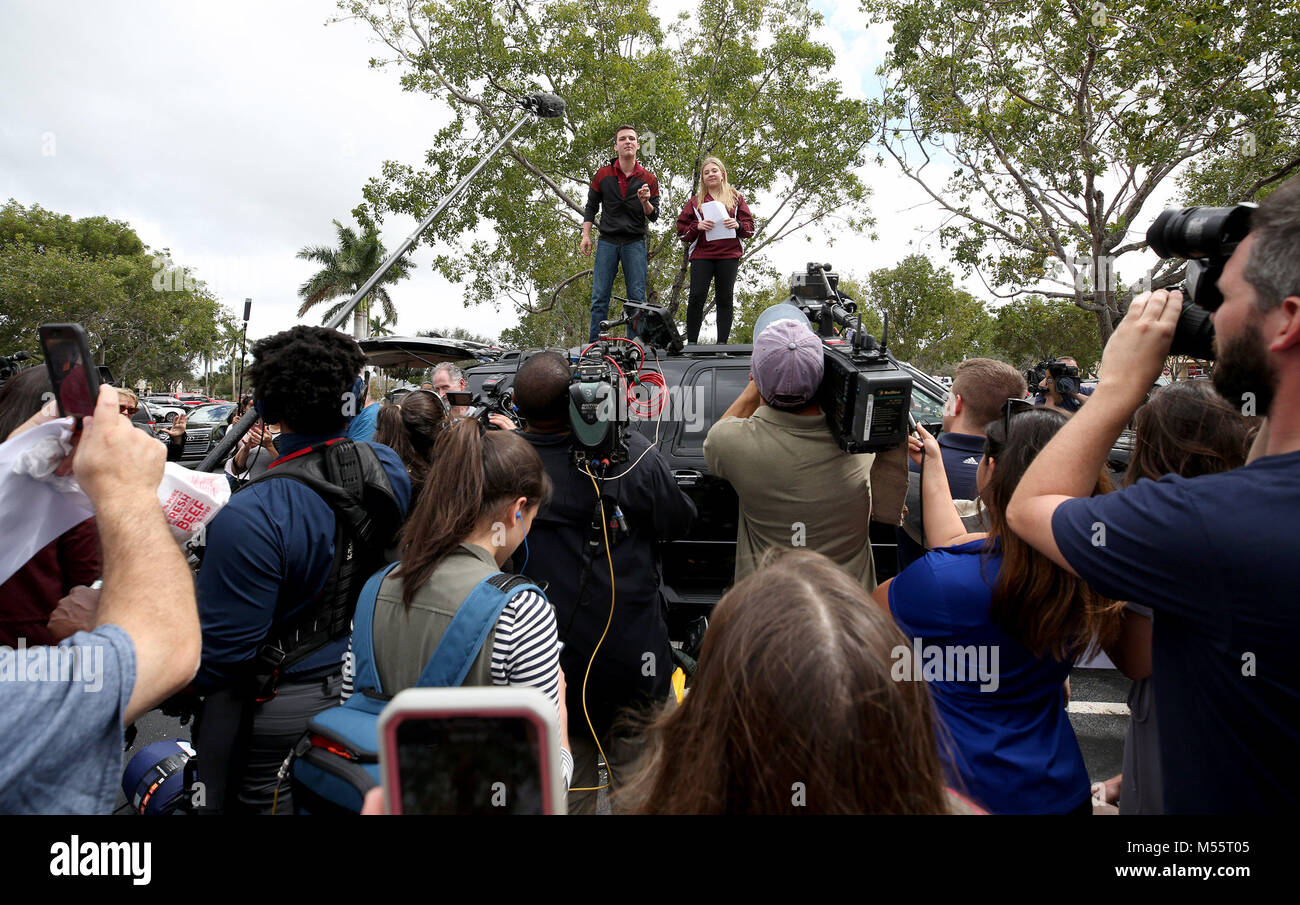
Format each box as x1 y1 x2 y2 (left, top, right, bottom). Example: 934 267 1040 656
120 405 138 415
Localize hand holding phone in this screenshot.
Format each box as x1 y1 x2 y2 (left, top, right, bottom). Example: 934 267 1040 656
39 323 100 419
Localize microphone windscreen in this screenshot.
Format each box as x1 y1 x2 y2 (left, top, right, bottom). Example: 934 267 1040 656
524 92 566 117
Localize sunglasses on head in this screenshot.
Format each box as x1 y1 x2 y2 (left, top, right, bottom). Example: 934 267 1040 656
1000 397 1037 439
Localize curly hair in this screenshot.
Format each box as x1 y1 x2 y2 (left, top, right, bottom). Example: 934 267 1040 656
245 326 364 434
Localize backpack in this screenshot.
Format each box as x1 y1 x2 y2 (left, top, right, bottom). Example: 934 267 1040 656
241 437 403 699
288 561 542 815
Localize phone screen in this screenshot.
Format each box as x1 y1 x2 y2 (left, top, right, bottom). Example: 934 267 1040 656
394 715 544 815
40 324 100 417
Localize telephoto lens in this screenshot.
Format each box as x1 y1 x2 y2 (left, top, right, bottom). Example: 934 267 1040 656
1146 205 1254 261
1167 297 1217 360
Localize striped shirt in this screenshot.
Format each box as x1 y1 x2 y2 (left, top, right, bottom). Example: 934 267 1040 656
341 588 572 786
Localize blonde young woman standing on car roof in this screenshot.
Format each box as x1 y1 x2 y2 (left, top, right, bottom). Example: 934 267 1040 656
675 157 754 345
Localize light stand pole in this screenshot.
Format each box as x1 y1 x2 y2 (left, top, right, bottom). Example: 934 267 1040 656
199 92 565 473
237 297 251 399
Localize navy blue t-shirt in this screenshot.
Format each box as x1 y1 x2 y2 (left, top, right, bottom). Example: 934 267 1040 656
889 539 1090 815
896 432 984 571
1052 450 1300 814
1033 384 1094 412
194 431 410 692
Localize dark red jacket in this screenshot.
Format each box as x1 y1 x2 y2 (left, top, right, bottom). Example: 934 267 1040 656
0 517 101 647
584 158 660 244
676 192 755 260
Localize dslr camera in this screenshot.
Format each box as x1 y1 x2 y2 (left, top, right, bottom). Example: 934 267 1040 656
1146 203 1255 360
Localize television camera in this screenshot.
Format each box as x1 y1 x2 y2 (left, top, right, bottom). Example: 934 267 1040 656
783 262 913 454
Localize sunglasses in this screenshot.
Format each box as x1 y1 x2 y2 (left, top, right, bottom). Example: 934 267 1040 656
120 405 138 415
1000 397 1037 440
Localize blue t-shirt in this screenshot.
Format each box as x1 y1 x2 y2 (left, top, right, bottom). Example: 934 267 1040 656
1052 450 1300 814
0 625 136 814
346 402 381 443
194 432 410 692
889 540 1089 815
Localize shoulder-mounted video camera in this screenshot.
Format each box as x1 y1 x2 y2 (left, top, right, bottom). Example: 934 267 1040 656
0 351 31 389
1027 359 1081 397
1146 202 1255 360
445 375 518 429
783 262 914 454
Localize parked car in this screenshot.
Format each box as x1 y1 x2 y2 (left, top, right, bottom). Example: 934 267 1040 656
177 401 238 465
463 342 951 633
176 393 213 408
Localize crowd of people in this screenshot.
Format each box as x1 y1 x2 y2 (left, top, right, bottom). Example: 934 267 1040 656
1 174 1297 817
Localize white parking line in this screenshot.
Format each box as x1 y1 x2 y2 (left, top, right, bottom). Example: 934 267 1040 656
1067 701 1130 715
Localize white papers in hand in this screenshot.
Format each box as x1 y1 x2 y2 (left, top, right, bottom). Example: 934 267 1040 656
699 200 736 241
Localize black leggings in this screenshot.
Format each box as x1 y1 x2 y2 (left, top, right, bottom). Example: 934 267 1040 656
686 257 740 344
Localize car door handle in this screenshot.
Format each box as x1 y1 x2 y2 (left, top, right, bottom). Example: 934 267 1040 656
673 469 702 487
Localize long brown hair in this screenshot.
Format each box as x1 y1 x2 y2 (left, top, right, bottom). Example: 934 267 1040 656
1125 381 1249 486
982 408 1121 660
616 549 951 814
373 393 448 498
393 419 551 609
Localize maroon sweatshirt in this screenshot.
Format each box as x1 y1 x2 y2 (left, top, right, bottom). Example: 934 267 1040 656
676 192 755 260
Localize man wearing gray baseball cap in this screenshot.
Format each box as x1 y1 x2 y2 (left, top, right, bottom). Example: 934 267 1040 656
703 303 878 588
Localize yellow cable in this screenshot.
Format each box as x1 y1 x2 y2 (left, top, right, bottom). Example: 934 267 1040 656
569 463 617 794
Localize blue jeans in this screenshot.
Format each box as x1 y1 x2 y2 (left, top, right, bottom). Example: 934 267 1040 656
589 237 647 341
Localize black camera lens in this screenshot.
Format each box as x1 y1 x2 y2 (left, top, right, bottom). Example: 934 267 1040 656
1168 298 1217 360
1146 205 1254 260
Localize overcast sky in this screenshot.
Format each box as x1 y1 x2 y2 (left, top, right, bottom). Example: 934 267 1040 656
1 0 1053 346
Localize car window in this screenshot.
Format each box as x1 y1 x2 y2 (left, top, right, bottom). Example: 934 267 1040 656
675 369 713 452
189 404 235 424
910 384 945 424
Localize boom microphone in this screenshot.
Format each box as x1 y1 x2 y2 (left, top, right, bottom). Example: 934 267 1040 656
520 93 566 118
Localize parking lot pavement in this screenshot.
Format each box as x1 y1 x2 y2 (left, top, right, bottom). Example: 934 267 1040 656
1069 668 1131 788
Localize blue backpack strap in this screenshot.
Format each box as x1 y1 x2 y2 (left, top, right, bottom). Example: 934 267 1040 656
415 573 542 688
349 562 401 699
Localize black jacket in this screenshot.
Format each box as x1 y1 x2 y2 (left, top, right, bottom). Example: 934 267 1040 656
520 429 694 733
583 159 660 244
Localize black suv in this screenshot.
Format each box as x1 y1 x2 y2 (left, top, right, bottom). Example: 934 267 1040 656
465 343 951 627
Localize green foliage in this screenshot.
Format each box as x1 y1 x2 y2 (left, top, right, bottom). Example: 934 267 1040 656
297 205 413 338
0 199 231 391
990 296 1102 376
863 0 1300 341
340 0 875 345
865 255 993 372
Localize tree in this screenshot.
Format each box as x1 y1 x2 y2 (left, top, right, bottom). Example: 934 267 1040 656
338 0 875 343
989 296 1102 376
296 206 412 339
862 0 1300 342
368 311 397 336
865 255 994 372
217 319 246 399
0 200 227 390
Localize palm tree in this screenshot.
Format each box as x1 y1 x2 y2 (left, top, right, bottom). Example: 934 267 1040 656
296 209 412 340
217 320 244 399
368 311 397 337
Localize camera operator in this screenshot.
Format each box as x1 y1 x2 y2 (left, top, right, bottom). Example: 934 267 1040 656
705 305 877 588
511 351 695 814
1033 357 1093 412
433 363 470 417
1007 175 1300 814
189 326 410 814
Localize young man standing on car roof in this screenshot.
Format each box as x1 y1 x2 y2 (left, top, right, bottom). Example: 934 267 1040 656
580 125 660 343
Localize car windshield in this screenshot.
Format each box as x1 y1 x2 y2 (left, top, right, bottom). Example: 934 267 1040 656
188 403 235 424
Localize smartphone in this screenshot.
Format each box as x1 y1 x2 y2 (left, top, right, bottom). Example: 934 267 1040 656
39 323 100 418
377 687 566 815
